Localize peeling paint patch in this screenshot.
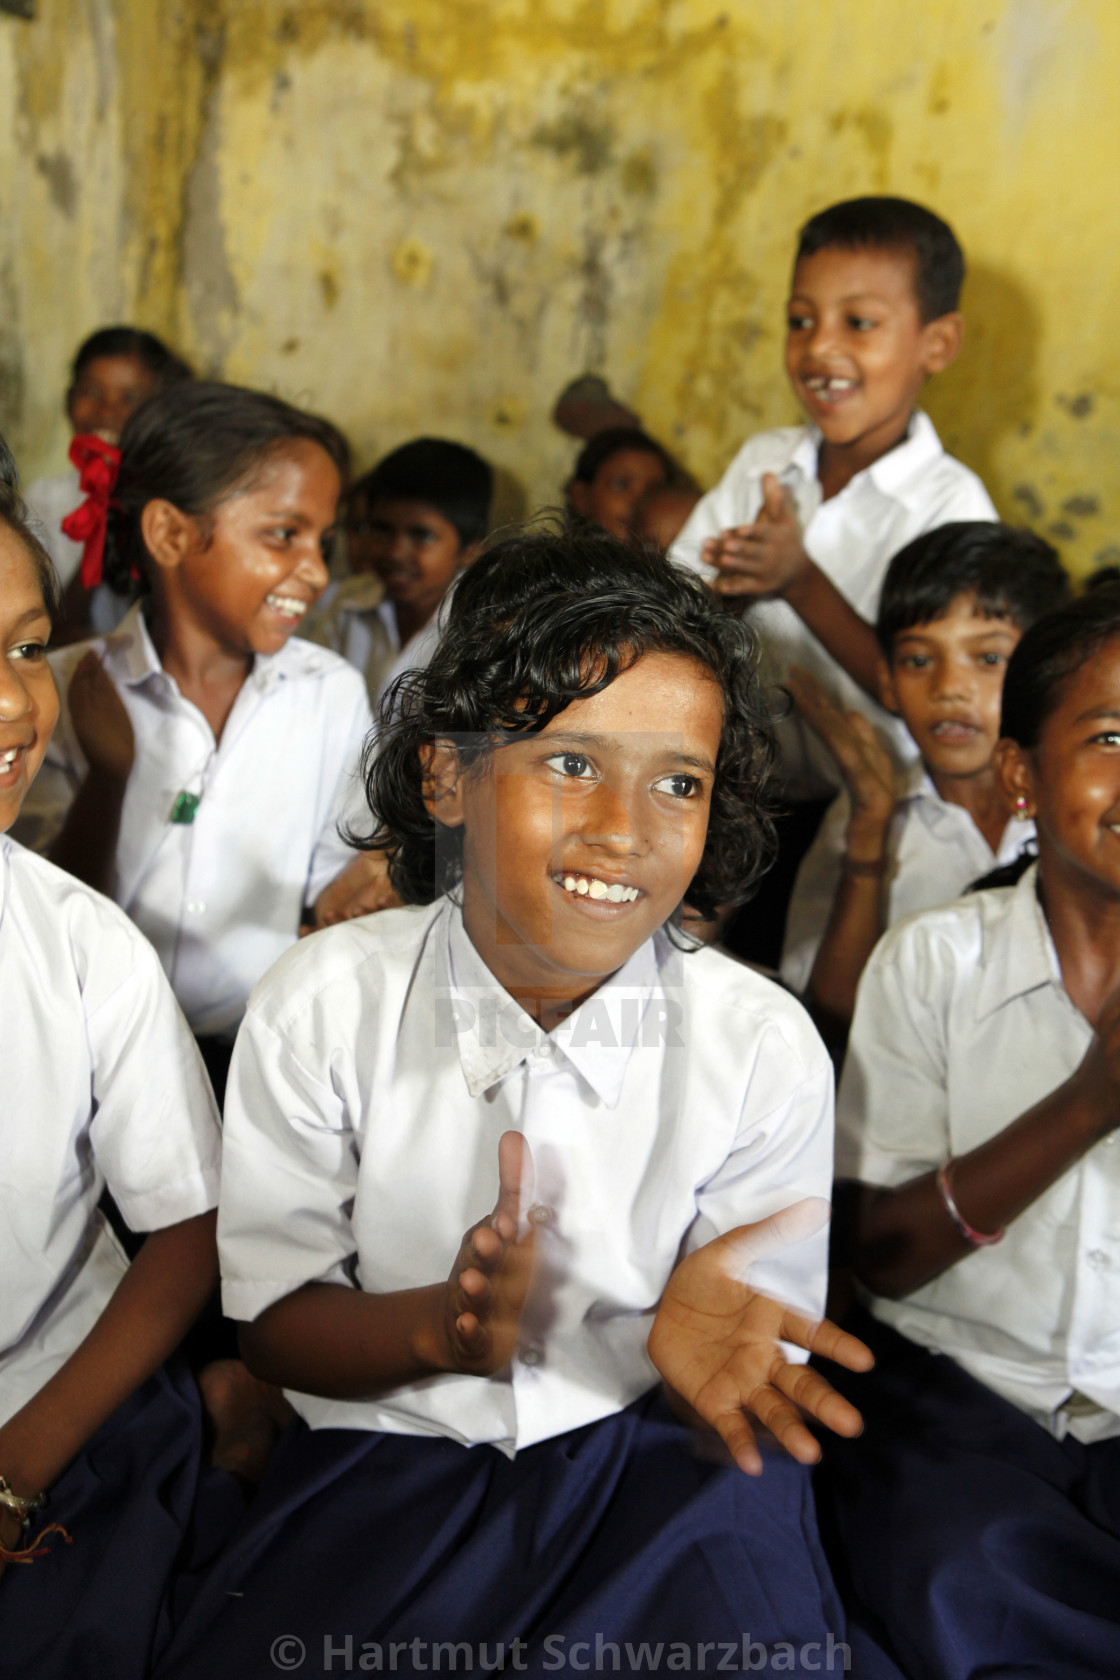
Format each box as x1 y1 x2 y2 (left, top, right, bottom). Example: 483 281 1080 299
1057 392 1095 418
1061 493 1099 517
531 110 614 176
489 395 525 432
36 150 78 216
391 238 434 287
1012 483 1044 518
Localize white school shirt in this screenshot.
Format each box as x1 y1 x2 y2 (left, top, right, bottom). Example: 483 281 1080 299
219 896 835 1454
837 864 1120 1442
23 469 84 589
0 834 221 1425
304 575 445 709
14 605 373 1038
780 765 1036 993
669 413 997 799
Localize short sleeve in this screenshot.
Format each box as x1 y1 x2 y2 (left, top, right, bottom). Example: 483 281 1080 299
87 930 222 1231
687 1012 834 1331
218 1004 361 1323
305 672 376 902
835 922 951 1187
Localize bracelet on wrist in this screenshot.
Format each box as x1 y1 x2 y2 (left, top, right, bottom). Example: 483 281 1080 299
842 854 887 878
0 1475 46 1531
936 1159 1005 1248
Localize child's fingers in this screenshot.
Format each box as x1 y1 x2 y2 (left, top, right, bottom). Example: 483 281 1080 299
493 1130 534 1231
768 1358 866 1441
708 1403 764 1477
740 1384 823 1466
453 1310 488 1357
778 1309 875 1375
713 1198 832 1282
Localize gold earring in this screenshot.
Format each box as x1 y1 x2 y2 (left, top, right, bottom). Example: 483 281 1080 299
1013 795 1032 823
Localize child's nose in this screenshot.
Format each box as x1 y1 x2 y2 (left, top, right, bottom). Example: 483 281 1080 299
0 660 35 720
577 780 644 852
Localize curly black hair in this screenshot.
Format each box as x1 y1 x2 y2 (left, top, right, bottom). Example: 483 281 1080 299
359 521 778 922
0 430 61 623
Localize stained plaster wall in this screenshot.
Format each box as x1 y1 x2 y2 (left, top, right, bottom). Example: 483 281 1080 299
1 0 1118 572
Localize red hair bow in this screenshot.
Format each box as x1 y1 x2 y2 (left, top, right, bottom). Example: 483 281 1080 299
61 434 122 590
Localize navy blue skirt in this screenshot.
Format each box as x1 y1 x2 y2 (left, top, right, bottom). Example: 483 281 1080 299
817 1308 1120 1680
154 1387 900 1678
0 1358 242 1680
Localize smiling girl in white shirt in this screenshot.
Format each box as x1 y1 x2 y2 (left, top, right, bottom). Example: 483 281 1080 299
152 526 906 1680
824 582 1120 1679
0 454 228 1678
15 382 373 1098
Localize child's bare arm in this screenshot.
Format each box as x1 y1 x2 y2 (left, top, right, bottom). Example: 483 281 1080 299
48 651 134 893
0 1210 218 1551
708 475 881 698
648 1200 871 1476
786 669 897 1034
853 989 1120 1299
240 1133 537 1397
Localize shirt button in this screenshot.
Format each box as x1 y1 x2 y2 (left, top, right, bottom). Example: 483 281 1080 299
1087 1248 1111 1271
535 1041 554 1059
519 1345 542 1367
186 900 206 915
528 1204 553 1229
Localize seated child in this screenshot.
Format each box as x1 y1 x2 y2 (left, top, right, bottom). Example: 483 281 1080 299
566 425 676 541
671 195 997 804
13 382 373 1098
304 437 493 706
820 582 1120 1678
781 521 1070 1032
0 448 227 1680
23 325 193 632
151 527 896 1680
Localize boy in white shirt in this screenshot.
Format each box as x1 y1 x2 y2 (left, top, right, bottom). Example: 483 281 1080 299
781 521 1070 1035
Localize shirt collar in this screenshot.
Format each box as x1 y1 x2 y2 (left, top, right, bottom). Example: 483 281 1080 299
440 899 665 1108
974 862 1062 1021
102 603 330 695
775 411 940 506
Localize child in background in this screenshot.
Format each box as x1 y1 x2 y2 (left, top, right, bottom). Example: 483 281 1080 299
631 479 702 551
0 446 228 1680
781 522 1070 1036
14 382 372 1100
820 582 1120 1677
672 197 996 800
566 425 676 541
304 437 493 706
24 326 193 631
153 528 895 1680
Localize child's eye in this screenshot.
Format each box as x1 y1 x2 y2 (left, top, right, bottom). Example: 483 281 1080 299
1090 730 1120 747
653 772 701 799
847 314 877 332
10 641 48 663
898 653 930 670
977 652 1008 667
545 752 597 780
786 313 813 333
266 526 298 544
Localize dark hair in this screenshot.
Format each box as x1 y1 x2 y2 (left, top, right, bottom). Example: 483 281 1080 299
351 438 493 550
796 196 964 322
876 522 1070 657
362 522 777 920
570 427 676 487
70 326 193 393
0 431 61 623
1000 577 1120 750
104 381 350 593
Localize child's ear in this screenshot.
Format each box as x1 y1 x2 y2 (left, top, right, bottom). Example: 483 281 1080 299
567 478 592 518
876 654 901 716
992 737 1036 818
920 311 963 375
140 499 201 574
458 539 483 569
419 739 466 827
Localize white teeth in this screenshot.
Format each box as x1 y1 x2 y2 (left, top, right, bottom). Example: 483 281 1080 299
1 748 18 766
555 872 640 903
266 594 307 619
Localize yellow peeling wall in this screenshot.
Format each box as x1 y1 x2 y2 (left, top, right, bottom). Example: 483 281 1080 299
2 0 1119 573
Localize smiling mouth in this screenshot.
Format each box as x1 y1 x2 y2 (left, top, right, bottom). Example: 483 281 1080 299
801 375 858 402
0 744 29 778
930 719 981 741
265 593 309 622
553 871 642 904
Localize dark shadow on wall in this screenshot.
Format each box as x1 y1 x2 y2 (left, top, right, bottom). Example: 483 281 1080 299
922 262 1040 521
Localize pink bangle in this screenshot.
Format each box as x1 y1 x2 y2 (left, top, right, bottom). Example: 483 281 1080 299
936 1159 1005 1247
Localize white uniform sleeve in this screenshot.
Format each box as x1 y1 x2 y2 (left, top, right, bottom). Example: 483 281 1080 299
305 670 376 903
779 792 850 994
668 441 766 578
87 926 222 1230
835 921 951 1186
687 1012 834 1332
218 1005 360 1322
